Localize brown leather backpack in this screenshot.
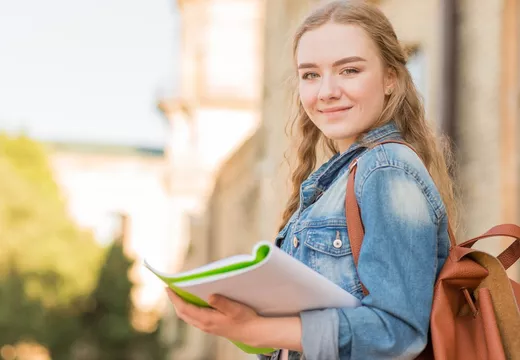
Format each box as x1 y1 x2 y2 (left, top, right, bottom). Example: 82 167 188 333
346 140 520 359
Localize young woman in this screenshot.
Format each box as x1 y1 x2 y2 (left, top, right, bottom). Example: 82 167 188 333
166 1 457 359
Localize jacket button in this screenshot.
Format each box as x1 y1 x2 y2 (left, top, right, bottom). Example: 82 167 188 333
333 239 342 248
293 236 299 248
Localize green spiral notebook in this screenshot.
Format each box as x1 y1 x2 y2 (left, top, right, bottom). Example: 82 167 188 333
144 240 360 354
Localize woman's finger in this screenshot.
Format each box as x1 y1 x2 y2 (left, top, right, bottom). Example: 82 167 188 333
166 288 223 332
167 289 199 315
208 294 241 317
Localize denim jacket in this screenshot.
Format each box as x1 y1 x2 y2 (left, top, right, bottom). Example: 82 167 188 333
258 122 451 360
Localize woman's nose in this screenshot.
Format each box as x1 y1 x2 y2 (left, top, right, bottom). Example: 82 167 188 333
318 75 341 101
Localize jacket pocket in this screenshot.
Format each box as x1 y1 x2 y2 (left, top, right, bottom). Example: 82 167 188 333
304 226 352 256
299 223 362 297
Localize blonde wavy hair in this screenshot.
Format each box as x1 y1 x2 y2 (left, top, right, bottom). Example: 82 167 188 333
279 0 458 231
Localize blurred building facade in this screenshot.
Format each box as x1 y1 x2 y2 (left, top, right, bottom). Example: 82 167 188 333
161 0 520 359
156 0 265 358
48 141 173 326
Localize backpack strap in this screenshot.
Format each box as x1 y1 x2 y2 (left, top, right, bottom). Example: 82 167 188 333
459 224 520 270
345 140 458 296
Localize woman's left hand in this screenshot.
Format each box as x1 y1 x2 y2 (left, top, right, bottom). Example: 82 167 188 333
166 288 262 345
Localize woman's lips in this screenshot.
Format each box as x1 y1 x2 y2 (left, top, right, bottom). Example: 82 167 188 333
319 106 353 115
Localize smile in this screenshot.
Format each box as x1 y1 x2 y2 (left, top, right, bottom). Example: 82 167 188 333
318 106 353 114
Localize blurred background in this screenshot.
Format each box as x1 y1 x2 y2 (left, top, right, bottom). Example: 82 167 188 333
0 0 518 359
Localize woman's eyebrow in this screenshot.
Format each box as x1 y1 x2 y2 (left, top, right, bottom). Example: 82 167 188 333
297 56 367 69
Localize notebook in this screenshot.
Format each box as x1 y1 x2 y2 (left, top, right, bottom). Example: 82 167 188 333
144 240 360 354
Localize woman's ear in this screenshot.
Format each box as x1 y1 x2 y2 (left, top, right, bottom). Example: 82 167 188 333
384 67 397 95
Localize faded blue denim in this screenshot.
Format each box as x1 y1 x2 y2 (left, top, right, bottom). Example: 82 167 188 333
258 122 450 360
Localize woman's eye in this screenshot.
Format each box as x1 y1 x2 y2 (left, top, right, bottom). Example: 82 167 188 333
302 72 319 80
341 68 359 75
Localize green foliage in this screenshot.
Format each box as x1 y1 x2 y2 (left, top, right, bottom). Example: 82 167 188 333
0 134 103 352
0 135 103 309
0 133 164 359
81 241 165 360
0 133 60 198
87 242 135 345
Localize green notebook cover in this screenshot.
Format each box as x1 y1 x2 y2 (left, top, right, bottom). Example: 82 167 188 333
144 242 275 355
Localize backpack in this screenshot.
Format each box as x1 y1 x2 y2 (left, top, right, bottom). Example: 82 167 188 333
346 140 520 359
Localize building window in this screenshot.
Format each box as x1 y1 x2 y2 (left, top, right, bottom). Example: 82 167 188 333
199 0 262 102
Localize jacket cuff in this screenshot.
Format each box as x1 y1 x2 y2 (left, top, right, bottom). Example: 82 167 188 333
300 308 340 360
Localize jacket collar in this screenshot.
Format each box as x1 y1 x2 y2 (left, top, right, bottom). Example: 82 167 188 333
302 121 401 192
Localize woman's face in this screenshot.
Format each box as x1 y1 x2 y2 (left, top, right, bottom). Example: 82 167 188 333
297 23 395 153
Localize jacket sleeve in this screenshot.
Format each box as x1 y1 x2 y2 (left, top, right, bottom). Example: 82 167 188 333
300 165 442 359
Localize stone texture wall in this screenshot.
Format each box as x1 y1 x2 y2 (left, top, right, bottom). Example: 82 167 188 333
205 132 263 359
456 0 504 241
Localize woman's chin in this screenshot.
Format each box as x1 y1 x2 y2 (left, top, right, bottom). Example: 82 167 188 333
321 131 356 142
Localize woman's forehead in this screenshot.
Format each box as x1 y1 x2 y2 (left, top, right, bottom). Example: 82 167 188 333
296 23 380 66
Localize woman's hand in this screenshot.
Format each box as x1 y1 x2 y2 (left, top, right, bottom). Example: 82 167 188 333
166 288 261 345
166 288 303 352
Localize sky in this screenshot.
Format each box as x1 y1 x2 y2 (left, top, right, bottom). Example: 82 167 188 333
0 0 180 148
